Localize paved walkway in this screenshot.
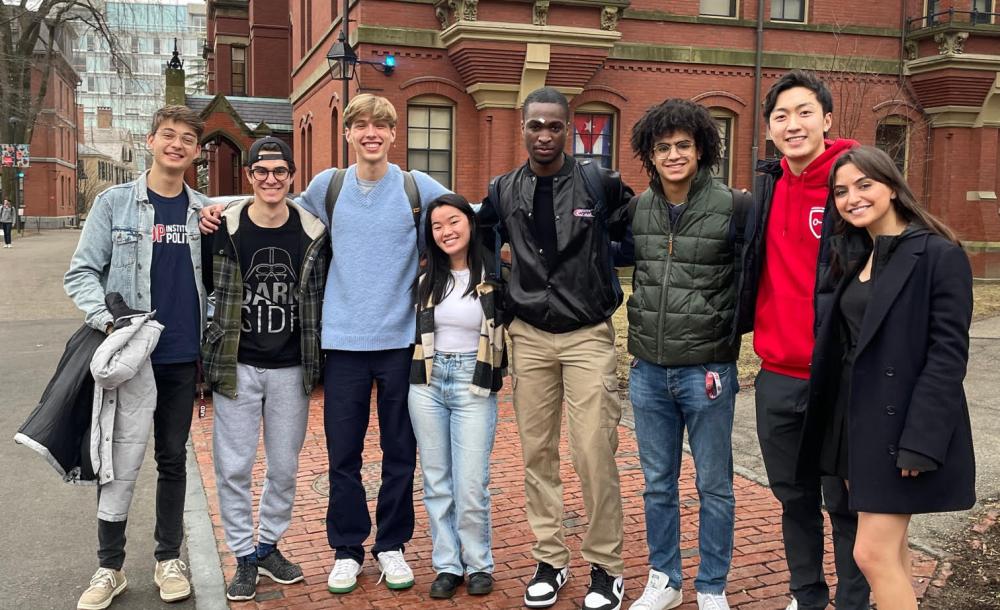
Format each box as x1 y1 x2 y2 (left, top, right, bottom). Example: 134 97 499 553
190 389 937 610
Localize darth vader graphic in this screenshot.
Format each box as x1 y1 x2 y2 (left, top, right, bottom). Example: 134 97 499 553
243 247 298 334
248 247 298 284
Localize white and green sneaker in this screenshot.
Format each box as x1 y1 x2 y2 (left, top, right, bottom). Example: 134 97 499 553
327 558 362 594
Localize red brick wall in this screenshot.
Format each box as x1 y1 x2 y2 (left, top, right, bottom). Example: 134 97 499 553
23 61 78 217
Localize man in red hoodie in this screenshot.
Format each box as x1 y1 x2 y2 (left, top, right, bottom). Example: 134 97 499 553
740 70 870 610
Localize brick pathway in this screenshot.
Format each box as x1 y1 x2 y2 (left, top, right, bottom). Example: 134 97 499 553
189 388 937 609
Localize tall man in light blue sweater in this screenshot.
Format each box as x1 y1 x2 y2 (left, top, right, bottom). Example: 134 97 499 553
301 94 448 594
200 94 448 595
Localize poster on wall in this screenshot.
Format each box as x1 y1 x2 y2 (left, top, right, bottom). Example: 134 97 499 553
0 144 30 168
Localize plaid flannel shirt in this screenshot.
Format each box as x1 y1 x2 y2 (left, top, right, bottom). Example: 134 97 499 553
202 198 330 399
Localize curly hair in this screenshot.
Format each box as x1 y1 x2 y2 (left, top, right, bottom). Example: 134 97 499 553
629 99 721 181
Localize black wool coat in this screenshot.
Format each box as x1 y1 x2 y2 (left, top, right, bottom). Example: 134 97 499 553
799 227 976 514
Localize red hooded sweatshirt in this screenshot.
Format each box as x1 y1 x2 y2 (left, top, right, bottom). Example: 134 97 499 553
753 138 857 379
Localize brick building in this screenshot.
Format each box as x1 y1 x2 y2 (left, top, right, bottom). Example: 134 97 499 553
281 0 1000 275
20 25 79 219
186 0 293 196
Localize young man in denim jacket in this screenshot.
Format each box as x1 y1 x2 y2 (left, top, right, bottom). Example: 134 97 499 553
65 105 210 610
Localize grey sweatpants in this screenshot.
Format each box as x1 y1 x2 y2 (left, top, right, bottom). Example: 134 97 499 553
212 364 309 557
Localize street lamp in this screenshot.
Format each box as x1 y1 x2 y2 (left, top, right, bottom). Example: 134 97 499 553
326 27 397 165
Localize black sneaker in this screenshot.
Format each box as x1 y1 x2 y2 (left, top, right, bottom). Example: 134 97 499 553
467 571 494 596
429 572 463 599
257 547 304 584
523 561 569 608
226 557 258 601
582 565 624 610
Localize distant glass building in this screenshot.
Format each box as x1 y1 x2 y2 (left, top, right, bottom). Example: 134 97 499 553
74 0 207 171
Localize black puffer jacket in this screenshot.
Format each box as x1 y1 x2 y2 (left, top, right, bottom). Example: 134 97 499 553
478 155 633 333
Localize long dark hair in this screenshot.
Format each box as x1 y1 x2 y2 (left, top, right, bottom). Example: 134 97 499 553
828 145 959 244
417 193 483 307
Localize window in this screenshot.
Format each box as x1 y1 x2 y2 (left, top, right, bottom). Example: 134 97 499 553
231 47 246 96
771 0 805 22
131 36 139 54
875 120 908 175
925 0 939 25
407 104 453 188
711 113 733 185
153 38 161 55
700 0 737 17
974 0 993 23
573 112 615 169
86 36 95 51
764 132 783 161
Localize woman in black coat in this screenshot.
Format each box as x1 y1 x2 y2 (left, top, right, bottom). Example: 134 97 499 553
799 146 976 610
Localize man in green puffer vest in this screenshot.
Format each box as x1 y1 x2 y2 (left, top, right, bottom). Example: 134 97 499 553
624 99 752 610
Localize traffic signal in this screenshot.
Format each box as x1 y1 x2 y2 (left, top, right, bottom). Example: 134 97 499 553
16 171 24 179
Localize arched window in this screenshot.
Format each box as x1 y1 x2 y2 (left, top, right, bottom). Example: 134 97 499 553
573 102 617 169
709 108 736 185
875 117 910 176
407 95 454 189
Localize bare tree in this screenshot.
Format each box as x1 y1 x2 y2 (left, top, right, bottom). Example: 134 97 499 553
0 0 130 197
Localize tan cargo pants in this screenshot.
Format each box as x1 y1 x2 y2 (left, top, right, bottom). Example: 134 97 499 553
507 316 624 575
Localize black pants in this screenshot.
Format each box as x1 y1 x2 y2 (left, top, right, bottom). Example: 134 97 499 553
323 348 415 564
1 222 12 245
98 361 197 570
755 369 871 610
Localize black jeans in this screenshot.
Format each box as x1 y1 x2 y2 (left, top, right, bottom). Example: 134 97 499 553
97 361 197 569
1 222 12 245
323 348 415 564
755 369 871 610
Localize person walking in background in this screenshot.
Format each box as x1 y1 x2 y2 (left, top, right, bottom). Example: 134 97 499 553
801 146 976 610
201 137 330 601
478 86 633 610
1 198 14 247
738 70 870 610
624 99 753 610
65 105 209 609
408 193 506 600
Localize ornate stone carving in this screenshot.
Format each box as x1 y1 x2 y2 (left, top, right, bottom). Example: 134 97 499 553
461 0 478 22
601 6 620 31
434 1 450 29
935 31 969 55
904 40 918 61
533 0 550 26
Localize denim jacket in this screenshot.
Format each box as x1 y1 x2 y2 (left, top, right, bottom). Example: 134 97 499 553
64 171 210 332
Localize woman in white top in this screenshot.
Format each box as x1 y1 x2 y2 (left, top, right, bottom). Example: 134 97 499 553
408 193 507 599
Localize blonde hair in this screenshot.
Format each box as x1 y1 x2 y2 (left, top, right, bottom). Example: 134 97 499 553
343 94 397 129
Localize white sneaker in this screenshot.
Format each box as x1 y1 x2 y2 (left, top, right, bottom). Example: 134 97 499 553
629 569 682 610
327 558 362 594
376 549 414 589
697 591 731 610
785 599 798 610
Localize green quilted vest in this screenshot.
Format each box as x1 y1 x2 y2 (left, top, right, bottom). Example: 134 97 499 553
626 168 740 366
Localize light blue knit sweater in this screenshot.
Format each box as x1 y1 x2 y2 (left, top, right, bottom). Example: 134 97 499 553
298 164 450 351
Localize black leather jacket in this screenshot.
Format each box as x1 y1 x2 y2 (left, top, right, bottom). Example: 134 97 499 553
478 155 633 333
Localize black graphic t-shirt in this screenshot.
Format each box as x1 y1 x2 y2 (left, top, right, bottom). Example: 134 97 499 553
149 188 200 364
237 205 303 368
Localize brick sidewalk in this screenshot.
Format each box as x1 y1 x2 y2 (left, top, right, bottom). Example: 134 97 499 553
189 388 937 609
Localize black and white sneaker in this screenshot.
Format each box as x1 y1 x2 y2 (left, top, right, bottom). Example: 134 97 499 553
226 557 258 601
583 564 624 610
523 561 570 608
257 547 304 584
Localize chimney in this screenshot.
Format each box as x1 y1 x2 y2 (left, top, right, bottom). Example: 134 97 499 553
97 107 112 128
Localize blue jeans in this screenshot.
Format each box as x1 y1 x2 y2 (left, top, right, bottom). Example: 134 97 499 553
408 352 498 575
629 359 738 594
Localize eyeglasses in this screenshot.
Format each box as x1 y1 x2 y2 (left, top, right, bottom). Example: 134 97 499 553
157 129 198 147
652 141 695 158
249 166 292 181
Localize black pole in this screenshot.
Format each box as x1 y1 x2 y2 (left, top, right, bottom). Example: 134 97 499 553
341 0 350 167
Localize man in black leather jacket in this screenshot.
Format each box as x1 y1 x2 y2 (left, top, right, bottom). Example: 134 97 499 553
478 87 633 610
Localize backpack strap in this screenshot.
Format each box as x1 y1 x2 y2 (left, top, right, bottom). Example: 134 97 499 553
324 168 348 224
730 187 753 250
487 176 503 283
402 170 421 234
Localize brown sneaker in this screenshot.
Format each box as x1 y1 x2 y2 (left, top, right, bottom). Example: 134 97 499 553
153 559 191 602
77 568 127 610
